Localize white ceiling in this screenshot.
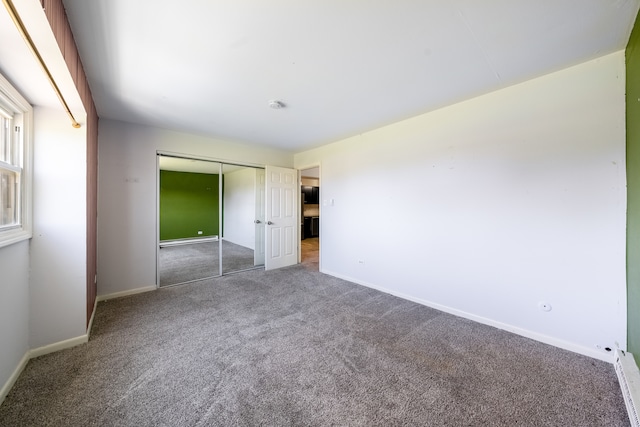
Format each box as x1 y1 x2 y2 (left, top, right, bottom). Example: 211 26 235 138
61 0 639 152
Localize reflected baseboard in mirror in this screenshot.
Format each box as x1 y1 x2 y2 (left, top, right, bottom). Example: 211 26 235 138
159 240 261 287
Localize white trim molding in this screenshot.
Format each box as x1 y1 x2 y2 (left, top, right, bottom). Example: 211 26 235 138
1 334 89 405
1 288 152 405
0 72 34 250
86 297 98 336
29 334 88 359
0 351 29 404
96 285 156 302
321 268 616 363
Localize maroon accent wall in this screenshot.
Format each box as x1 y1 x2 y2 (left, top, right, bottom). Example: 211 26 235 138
41 0 98 329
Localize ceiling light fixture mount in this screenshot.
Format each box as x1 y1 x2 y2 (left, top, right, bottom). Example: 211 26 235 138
268 100 285 109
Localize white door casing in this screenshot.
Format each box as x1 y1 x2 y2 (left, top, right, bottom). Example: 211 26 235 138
254 168 266 266
265 165 298 270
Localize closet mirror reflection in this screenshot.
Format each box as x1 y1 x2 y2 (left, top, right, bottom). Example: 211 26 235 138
221 163 266 274
157 155 265 287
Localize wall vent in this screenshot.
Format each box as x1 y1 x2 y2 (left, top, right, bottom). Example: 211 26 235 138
614 349 640 427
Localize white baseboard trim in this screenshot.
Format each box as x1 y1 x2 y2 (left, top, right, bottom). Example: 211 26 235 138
321 268 615 363
159 236 218 247
1 334 90 405
87 297 98 337
29 334 88 359
0 351 29 405
96 285 156 302
2 286 155 404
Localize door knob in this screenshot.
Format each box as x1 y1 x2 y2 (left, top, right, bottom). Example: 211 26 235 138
254 220 261 224
267 221 274 225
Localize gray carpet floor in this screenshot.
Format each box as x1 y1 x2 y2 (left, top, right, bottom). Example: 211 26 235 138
159 240 258 286
0 265 629 426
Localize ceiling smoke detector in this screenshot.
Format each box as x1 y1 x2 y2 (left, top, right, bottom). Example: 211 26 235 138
268 100 285 109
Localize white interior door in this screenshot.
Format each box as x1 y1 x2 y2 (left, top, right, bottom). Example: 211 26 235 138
254 169 266 266
265 165 298 270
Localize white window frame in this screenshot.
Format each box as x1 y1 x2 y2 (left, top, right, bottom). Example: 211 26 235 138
0 72 33 248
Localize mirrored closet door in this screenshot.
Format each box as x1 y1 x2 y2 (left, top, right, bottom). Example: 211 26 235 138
221 163 266 274
157 154 266 287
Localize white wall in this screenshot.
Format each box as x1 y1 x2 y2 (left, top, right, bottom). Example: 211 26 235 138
223 167 257 249
294 51 627 361
1 107 88 399
0 240 30 398
97 120 293 296
0 0 92 403
29 106 87 348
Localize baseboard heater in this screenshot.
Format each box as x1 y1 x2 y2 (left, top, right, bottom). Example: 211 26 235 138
614 349 640 427
159 236 218 248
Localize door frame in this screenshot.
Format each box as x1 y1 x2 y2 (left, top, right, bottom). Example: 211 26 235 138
298 163 321 270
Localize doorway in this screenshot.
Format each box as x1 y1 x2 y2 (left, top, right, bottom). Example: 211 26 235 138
156 154 267 286
300 166 320 270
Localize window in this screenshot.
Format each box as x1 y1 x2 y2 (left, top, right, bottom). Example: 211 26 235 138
0 73 32 248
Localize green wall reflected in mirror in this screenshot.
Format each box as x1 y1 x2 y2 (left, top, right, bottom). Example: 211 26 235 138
159 170 220 241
